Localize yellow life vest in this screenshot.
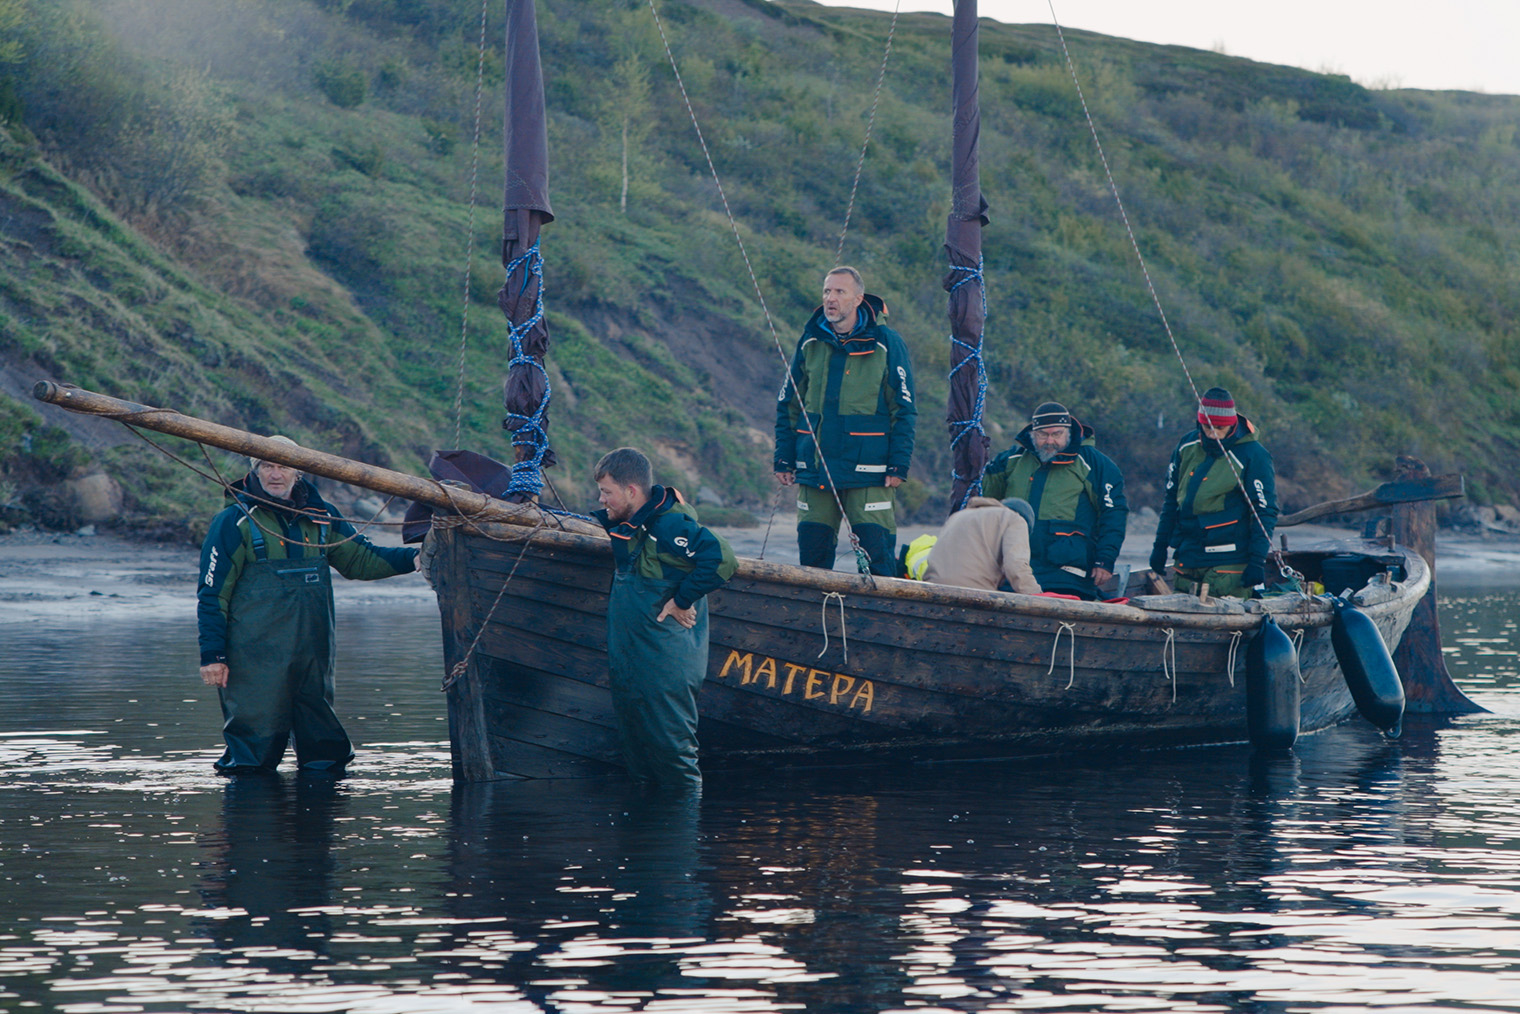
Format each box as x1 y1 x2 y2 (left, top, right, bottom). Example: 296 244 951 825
903 533 937 581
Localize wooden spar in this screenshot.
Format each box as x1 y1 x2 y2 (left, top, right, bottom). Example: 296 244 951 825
1279 473 1464 527
30 381 604 538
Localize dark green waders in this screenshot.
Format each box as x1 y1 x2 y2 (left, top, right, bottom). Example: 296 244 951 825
214 524 353 773
606 570 707 789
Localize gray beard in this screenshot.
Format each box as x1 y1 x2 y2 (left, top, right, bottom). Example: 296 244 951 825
1035 445 1061 464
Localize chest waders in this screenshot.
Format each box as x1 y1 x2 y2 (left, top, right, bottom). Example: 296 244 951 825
606 568 707 789
215 519 353 773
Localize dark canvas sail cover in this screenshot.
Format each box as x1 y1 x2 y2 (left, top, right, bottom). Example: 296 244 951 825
944 0 991 512
499 0 558 500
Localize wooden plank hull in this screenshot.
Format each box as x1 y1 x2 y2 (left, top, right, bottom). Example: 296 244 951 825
430 523 1427 781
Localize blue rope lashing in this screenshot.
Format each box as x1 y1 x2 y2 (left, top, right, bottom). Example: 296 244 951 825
501 239 552 499
541 503 597 524
947 258 989 510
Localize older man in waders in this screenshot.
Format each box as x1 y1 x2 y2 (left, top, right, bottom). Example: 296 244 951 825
592 447 737 789
197 437 418 774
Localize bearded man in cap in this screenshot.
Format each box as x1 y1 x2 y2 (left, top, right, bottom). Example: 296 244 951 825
979 401 1128 599
196 438 418 774
1150 388 1278 599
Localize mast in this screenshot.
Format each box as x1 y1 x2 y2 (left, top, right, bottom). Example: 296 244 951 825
944 0 991 513
499 0 557 502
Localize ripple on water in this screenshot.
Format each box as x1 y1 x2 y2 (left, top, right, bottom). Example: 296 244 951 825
0 599 1516 1011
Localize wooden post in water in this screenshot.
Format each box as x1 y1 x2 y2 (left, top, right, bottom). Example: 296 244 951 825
1390 455 1485 714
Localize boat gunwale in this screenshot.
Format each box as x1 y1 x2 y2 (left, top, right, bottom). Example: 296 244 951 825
433 519 1430 635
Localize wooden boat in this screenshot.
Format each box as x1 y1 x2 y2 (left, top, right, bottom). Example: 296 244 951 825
430 515 1438 780
30 383 1480 781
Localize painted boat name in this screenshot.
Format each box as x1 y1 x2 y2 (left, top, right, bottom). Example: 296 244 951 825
715 650 875 712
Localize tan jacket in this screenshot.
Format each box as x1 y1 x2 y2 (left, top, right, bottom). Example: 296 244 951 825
923 497 1042 594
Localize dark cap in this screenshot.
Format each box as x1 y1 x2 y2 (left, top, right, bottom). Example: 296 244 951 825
1030 401 1071 429
1001 497 1036 530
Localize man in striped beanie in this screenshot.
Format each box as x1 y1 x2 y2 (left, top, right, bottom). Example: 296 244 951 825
1150 387 1279 598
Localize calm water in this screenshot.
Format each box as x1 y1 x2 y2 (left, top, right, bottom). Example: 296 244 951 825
0 587 1516 1013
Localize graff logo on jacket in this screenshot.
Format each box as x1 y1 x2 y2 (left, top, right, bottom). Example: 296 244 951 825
1254 479 1268 508
673 535 695 557
1103 483 1115 508
203 547 219 586
897 365 912 403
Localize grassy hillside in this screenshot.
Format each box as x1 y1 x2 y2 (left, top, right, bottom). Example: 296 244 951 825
2 0 1518 538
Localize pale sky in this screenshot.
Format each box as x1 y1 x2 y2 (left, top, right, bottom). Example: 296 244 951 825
807 0 1520 96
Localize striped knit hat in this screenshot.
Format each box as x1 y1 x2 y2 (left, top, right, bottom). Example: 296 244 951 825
1197 388 1236 429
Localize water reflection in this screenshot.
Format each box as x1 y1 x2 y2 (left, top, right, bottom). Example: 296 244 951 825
197 774 347 966
0 592 1515 1012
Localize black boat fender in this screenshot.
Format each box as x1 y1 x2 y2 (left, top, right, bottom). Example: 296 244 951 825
1331 598 1406 738
1247 615 1301 751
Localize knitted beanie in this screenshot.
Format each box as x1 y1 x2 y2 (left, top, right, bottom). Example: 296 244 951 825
1029 401 1071 429
1197 388 1236 429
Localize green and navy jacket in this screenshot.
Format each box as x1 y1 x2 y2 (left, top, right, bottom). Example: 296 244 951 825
196 475 418 666
773 294 916 490
980 419 1128 596
1154 416 1277 572
594 486 738 609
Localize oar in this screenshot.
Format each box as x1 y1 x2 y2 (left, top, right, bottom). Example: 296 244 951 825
1278 474 1464 527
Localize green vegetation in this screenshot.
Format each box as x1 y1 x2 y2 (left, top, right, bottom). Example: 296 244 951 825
2 0 1519 540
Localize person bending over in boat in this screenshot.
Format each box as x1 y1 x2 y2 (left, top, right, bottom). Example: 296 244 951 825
1149 388 1279 599
981 401 1128 600
196 437 419 775
923 497 1043 594
593 447 738 790
774 266 916 576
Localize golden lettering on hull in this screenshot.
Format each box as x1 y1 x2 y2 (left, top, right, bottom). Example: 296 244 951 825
716 650 876 713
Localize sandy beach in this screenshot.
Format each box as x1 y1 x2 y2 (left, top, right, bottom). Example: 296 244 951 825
3 513 1517 624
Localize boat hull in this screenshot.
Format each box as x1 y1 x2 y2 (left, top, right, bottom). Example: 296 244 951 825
430 523 1426 780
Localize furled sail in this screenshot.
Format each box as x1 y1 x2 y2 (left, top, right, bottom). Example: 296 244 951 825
499 0 557 501
944 0 991 512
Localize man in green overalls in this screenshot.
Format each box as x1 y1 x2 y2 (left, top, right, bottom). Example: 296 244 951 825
593 448 737 789
773 266 916 576
1150 388 1278 598
197 438 418 774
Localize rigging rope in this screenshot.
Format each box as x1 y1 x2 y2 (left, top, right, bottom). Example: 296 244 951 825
1046 1 1290 584
644 0 883 575
442 522 548 692
835 0 902 264
818 591 850 664
1048 620 1077 689
454 0 492 449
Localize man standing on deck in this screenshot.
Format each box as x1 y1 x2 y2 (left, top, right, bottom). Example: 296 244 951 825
774 266 916 577
980 401 1128 600
197 437 418 775
593 447 737 789
1149 388 1279 598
